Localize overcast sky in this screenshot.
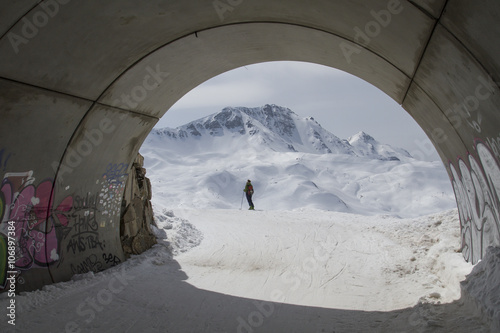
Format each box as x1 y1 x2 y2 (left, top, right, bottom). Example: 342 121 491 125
155 61 440 161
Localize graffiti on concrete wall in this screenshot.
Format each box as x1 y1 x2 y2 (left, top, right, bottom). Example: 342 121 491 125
98 163 127 227
449 141 500 264
0 162 129 287
70 254 103 275
0 171 73 288
0 149 12 172
63 164 128 275
65 192 104 255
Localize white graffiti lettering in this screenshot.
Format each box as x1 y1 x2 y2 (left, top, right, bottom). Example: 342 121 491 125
449 142 500 263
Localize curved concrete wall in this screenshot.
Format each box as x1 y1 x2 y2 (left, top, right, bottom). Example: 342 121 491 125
0 0 499 292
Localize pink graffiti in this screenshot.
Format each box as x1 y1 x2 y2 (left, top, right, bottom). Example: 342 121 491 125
0 172 73 270
449 142 500 264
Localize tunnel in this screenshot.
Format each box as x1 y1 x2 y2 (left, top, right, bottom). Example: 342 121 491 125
0 0 500 293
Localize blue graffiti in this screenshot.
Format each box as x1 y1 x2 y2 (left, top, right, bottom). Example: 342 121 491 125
102 163 129 182
0 149 12 172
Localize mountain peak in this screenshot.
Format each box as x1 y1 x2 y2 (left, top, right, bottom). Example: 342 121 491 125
349 131 375 143
348 130 412 161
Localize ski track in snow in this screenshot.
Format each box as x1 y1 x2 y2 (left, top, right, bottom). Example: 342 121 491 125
173 209 469 312
1 208 488 332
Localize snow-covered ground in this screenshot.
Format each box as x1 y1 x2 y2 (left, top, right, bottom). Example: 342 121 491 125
170 209 470 311
1 208 488 332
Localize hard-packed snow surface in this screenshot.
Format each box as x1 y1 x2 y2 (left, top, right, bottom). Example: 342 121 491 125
0 209 488 332
171 209 472 311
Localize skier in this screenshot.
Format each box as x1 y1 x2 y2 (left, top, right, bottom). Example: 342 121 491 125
243 179 255 210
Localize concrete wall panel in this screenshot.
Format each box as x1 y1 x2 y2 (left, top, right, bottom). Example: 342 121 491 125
412 24 500 263
413 25 500 154
0 0 432 100
441 0 500 83
216 0 435 77
402 82 464 163
0 0 217 99
0 79 91 290
408 0 446 18
99 23 411 117
0 0 38 35
46 104 156 288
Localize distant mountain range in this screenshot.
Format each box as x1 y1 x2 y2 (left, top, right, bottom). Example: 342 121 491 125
141 104 454 216
148 104 412 161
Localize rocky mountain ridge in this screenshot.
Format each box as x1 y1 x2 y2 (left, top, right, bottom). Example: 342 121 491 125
149 104 412 161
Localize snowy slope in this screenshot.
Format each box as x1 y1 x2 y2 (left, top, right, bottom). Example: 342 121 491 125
140 105 455 217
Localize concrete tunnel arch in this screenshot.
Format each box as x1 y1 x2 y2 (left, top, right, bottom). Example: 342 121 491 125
0 0 500 292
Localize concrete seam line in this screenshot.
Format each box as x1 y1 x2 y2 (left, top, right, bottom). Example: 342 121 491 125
401 0 449 101
95 20 410 105
402 79 469 155
0 1 42 43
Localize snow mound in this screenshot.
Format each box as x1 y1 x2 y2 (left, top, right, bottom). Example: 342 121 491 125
154 209 203 255
461 247 500 331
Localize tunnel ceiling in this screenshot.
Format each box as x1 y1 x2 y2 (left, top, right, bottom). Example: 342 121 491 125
1 0 500 292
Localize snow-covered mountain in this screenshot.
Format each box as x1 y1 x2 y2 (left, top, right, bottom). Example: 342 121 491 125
348 131 412 161
148 104 411 161
141 104 455 217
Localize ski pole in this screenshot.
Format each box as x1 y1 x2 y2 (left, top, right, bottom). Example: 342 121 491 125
240 191 244 210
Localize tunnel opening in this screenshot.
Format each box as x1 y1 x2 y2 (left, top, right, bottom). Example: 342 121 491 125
141 60 455 215
133 60 470 313
0 6 498 322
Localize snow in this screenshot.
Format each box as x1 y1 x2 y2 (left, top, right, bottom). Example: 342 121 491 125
141 105 456 217
0 105 494 332
0 209 489 332
141 148 456 217
461 246 500 332
170 209 467 311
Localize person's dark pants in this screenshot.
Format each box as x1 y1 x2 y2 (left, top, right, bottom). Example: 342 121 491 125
246 193 254 208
